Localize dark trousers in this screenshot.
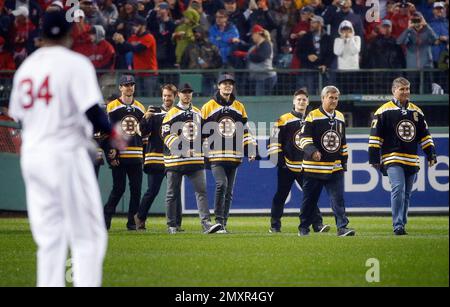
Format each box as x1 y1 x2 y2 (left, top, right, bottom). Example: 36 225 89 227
300 173 349 230
104 163 143 228
137 171 183 226
272 167 323 230
211 164 238 226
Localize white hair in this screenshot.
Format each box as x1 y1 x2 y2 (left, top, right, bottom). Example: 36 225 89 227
321 86 340 98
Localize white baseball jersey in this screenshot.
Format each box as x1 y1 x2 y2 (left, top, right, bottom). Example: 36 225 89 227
9 46 107 287
9 46 103 154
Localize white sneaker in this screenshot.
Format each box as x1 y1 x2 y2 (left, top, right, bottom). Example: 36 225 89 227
216 226 229 234
168 227 177 234
204 223 222 234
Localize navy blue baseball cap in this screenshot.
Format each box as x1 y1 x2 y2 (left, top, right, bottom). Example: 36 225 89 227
179 83 194 93
42 10 73 40
119 75 136 85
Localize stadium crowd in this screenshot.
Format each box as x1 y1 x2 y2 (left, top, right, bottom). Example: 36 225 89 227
0 0 449 95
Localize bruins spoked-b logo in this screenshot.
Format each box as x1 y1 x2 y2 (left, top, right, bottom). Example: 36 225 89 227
218 117 236 138
396 120 416 142
293 130 302 150
321 130 341 153
181 120 199 141
121 115 139 136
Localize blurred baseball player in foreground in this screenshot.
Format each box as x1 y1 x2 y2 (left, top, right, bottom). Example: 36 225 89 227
8 11 126 287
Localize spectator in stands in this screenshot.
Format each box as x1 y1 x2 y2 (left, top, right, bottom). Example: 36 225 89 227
166 0 183 21
99 0 119 34
290 5 313 47
397 11 438 93
274 0 299 51
365 19 405 93
0 35 15 70
88 25 116 70
11 6 36 67
438 43 449 70
366 19 405 69
202 0 224 17
289 5 313 71
245 24 277 95
190 0 211 33
296 15 334 94
113 15 158 96
209 9 240 67
181 25 223 96
173 7 200 65
147 1 176 68
397 11 438 69
322 0 365 39
309 0 326 15
224 0 249 42
248 0 278 32
116 0 140 39
429 2 449 67
81 0 108 28
334 20 361 70
416 0 436 22
137 0 151 17
71 10 93 56
390 1 416 38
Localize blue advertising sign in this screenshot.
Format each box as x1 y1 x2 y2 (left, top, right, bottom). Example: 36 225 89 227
183 134 449 213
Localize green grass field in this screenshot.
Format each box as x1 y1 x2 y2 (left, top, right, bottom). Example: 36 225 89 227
0 216 448 287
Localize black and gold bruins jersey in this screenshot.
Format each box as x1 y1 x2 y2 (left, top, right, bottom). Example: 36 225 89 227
201 93 257 167
162 104 204 173
141 105 169 173
369 100 436 174
268 110 306 172
107 98 145 165
300 107 348 179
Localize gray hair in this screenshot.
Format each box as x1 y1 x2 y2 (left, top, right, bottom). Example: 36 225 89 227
392 77 410 91
321 86 340 98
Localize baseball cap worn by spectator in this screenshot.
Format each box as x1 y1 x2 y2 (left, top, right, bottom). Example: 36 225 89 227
159 2 170 10
42 10 73 40
179 83 194 93
218 74 235 85
381 19 392 27
301 6 314 14
131 15 147 26
434 2 445 9
119 75 136 85
12 6 29 17
311 15 324 25
252 24 265 34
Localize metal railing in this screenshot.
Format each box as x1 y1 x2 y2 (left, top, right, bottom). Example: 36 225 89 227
1 68 448 98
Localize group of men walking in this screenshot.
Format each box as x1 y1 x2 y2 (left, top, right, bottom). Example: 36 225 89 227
103 73 437 238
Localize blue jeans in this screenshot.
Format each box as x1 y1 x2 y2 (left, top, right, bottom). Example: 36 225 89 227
386 165 417 231
300 173 349 230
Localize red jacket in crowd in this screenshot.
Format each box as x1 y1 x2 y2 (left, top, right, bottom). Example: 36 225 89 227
128 32 158 75
87 40 116 70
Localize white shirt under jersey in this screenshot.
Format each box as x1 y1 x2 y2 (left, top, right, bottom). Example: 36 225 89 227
9 46 103 154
